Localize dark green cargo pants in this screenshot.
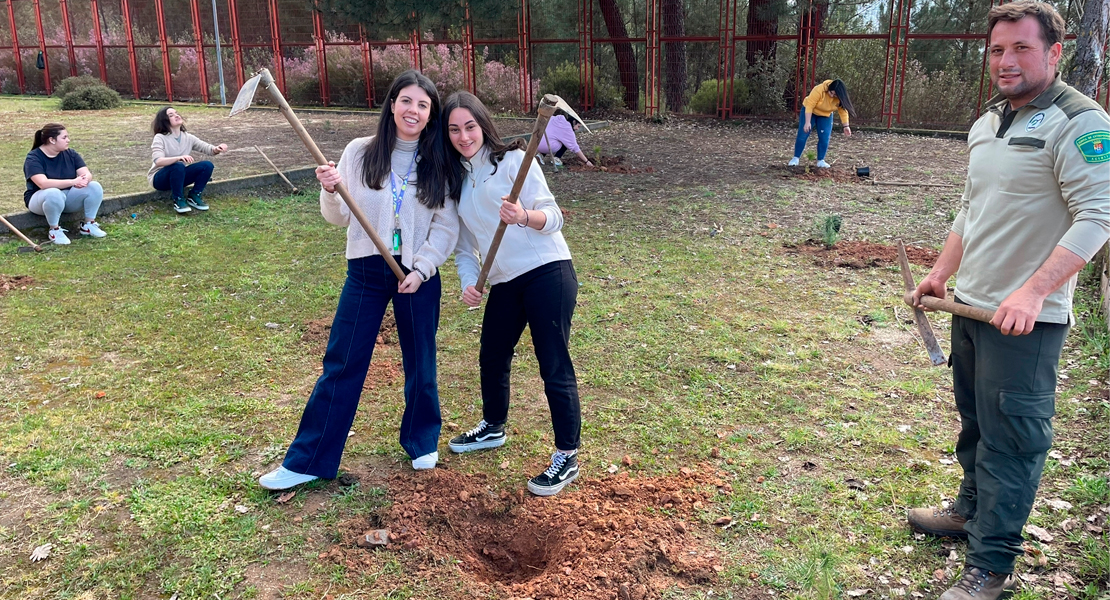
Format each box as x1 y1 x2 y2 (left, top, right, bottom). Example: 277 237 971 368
950 300 1069 574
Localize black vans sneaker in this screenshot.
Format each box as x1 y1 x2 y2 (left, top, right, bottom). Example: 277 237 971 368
527 452 579 496
449 420 507 453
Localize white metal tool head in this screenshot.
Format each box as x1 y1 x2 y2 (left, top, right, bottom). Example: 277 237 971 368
228 69 272 117
538 94 591 133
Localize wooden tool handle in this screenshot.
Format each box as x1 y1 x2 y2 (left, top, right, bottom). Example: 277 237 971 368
0 214 42 251
259 70 405 282
903 293 995 323
474 106 555 292
254 145 297 192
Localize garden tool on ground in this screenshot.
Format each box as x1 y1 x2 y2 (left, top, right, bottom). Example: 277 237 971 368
0 215 43 252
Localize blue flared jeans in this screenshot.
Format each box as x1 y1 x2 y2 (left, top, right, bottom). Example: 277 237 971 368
792 111 833 160
282 255 442 478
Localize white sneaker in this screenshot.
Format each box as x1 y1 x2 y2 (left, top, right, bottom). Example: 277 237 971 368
49 228 70 245
412 451 438 470
259 466 318 490
552 157 563 167
788 157 800 166
816 160 831 168
79 221 107 238
536 155 545 165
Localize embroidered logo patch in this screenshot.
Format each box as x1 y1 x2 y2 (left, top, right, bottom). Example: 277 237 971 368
1075 131 1110 163
1026 112 1045 131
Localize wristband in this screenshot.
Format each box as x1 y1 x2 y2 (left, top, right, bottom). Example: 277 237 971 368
414 266 429 282
516 209 530 228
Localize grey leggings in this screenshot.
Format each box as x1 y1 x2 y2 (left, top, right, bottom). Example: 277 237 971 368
27 182 104 227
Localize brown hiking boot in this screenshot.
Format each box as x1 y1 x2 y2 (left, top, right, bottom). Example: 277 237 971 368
907 507 968 538
939 566 1018 600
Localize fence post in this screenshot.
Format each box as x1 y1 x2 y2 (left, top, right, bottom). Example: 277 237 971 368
32 0 51 95
227 0 244 91
518 0 532 112
881 0 910 128
359 24 373 107
645 0 659 117
463 4 476 95
268 0 285 95
5 0 25 94
188 0 209 103
155 0 174 101
58 0 77 77
90 0 106 83
312 3 329 106
578 0 593 110
120 0 140 98
716 0 736 118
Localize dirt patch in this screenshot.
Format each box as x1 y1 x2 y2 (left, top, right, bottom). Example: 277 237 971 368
784 240 939 269
0 275 33 296
781 164 863 183
301 310 401 390
325 467 723 599
564 155 655 174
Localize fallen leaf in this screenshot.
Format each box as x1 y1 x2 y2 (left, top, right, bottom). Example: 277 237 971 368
934 569 946 581
846 589 872 597
500 460 511 470
1025 524 1053 542
766 222 779 229
607 464 619 474
94 391 106 399
275 491 296 504
235 504 249 513
713 516 732 526
30 543 52 562
1044 498 1073 512
901 545 914 554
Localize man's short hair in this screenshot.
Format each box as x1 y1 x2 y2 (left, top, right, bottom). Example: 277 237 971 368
988 0 1066 47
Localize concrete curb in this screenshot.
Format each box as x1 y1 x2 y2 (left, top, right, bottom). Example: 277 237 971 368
1 123 610 236
2 166 318 234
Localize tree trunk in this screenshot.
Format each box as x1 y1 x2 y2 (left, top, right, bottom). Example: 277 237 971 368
745 0 779 68
1067 0 1109 98
598 0 640 109
662 0 686 111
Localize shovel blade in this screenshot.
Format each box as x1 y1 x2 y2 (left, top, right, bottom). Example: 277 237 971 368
539 94 592 134
229 72 263 117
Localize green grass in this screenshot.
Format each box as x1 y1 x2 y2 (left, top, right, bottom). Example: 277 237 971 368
0 131 1106 597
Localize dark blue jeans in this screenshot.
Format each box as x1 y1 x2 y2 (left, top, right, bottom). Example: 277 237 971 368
152 161 214 199
792 111 833 160
282 255 443 478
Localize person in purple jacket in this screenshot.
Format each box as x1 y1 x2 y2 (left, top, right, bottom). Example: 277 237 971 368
536 110 593 167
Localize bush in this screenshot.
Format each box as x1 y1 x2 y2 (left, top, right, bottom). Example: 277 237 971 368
60 84 122 110
817 214 842 247
539 61 623 110
52 75 105 98
688 78 749 115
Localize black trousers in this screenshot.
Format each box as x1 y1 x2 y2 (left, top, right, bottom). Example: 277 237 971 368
480 260 581 451
950 298 1069 574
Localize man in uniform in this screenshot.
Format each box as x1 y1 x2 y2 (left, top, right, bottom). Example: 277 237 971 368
906 2 1109 599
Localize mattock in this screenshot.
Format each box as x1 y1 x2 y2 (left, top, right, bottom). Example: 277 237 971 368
473 94 591 293
229 68 405 281
896 239 995 366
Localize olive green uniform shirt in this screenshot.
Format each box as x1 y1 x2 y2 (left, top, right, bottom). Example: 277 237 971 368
952 75 1110 324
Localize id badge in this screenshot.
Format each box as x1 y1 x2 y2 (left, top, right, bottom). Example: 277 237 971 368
392 228 402 253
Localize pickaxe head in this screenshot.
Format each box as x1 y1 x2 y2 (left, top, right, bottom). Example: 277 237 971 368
228 69 272 117
538 94 591 134
897 239 947 366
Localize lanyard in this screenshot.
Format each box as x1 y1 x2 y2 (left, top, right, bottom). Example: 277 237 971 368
389 152 416 253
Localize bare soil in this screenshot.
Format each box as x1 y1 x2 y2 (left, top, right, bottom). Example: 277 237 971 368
0 274 33 296
324 466 725 600
784 240 940 269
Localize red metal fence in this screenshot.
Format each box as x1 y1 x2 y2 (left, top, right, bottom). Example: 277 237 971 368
2 0 1107 129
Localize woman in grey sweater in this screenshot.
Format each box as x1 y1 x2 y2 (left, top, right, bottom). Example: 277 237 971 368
148 106 227 213
260 71 458 490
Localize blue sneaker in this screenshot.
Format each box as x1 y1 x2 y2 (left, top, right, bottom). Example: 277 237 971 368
187 192 209 211
173 197 192 213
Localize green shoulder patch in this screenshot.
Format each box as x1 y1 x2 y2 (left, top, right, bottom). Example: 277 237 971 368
1075 130 1110 163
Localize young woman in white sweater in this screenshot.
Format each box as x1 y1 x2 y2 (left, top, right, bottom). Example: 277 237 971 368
259 71 459 490
148 106 227 213
442 92 582 497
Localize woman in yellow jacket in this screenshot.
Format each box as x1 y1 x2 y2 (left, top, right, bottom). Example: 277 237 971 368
788 79 856 168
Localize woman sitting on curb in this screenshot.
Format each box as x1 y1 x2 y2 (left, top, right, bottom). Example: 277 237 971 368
23 122 106 245
148 106 227 214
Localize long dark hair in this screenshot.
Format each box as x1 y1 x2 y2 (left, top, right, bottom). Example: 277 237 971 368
32 123 66 150
441 91 525 202
360 70 450 209
151 106 185 135
828 79 857 119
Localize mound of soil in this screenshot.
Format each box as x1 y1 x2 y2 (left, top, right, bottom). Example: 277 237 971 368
327 467 724 599
0 275 33 297
785 240 939 269
564 155 655 174
780 164 861 183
